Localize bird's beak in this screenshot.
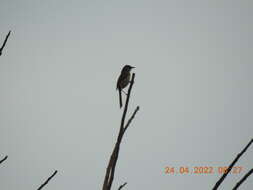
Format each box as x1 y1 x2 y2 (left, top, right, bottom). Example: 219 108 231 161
131 66 135 69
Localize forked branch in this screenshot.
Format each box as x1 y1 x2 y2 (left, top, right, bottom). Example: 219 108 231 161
102 73 139 190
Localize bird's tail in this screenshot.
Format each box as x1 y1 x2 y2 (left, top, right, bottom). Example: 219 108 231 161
119 89 123 108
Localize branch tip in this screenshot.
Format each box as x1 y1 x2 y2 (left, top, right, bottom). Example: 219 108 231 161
0 30 11 56
0 155 8 165
37 170 58 190
118 182 127 190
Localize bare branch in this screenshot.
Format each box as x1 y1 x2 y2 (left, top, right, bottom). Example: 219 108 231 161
232 168 253 190
0 31 11 56
107 74 136 190
119 73 136 132
212 138 253 190
124 106 139 133
0 155 8 165
37 170 58 190
118 182 127 190
106 143 120 190
102 73 139 190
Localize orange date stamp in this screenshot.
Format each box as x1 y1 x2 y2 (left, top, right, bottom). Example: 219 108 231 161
164 166 243 174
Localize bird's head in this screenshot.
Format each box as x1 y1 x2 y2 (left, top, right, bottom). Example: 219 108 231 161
122 65 135 73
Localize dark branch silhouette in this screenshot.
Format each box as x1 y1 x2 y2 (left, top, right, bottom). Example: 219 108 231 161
37 170 58 190
0 31 11 56
0 155 8 165
124 106 139 133
118 182 127 190
102 73 139 190
232 168 253 190
212 138 253 190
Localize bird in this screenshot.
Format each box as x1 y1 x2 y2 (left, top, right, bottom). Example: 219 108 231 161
116 65 135 108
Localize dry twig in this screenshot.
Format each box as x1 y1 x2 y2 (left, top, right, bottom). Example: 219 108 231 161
0 155 8 165
232 168 253 190
37 170 58 190
0 31 11 56
212 138 253 190
118 182 127 190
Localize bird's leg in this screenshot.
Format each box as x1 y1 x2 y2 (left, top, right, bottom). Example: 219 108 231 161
122 90 128 95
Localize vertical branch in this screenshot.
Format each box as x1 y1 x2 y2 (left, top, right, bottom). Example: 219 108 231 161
120 73 136 132
212 138 253 190
0 31 11 56
102 73 139 190
0 155 8 165
37 170 58 190
232 168 253 190
107 73 136 189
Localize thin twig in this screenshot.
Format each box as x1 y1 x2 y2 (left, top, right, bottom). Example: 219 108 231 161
124 106 139 133
0 155 8 165
37 170 58 190
212 138 253 190
232 168 253 190
118 182 127 190
0 31 11 56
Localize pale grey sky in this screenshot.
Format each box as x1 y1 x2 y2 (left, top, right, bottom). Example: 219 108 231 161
0 0 252 189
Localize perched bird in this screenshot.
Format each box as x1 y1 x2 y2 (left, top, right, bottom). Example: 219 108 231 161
116 65 135 108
